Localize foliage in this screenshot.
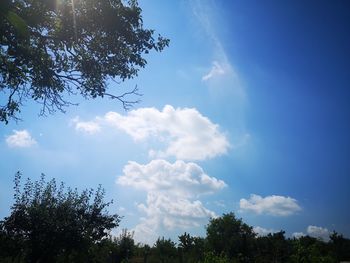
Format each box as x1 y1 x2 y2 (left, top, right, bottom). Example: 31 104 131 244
0 0 169 123
1 176 350 263
329 231 350 261
0 172 120 262
255 231 291 263
153 237 178 263
114 229 135 262
202 252 230 263
206 212 256 261
289 235 336 263
178 232 205 263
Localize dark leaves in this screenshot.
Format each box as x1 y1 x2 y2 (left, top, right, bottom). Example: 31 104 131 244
0 0 169 123
1 172 120 262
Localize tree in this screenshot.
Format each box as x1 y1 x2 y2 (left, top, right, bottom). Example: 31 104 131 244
206 212 256 262
114 229 135 262
289 235 335 263
329 231 350 262
178 232 205 263
153 237 177 263
0 172 120 262
256 231 291 263
0 0 169 123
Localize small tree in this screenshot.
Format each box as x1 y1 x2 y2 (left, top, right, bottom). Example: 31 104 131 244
256 231 291 263
329 232 350 262
178 232 194 262
114 229 135 263
0 172 120 262
206 212 256 262
153 237 177 263
178 232 205 263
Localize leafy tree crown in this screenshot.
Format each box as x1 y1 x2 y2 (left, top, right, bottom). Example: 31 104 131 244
0 0 169 123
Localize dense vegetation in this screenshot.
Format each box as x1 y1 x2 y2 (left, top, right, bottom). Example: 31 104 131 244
1 173 349 262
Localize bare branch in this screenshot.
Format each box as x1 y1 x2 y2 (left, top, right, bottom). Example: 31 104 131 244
103 85 142 111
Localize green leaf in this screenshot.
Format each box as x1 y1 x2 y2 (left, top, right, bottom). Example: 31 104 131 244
5 11 29 38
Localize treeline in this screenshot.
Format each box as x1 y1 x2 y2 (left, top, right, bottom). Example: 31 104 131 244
1 173 349 262
76 221 350 263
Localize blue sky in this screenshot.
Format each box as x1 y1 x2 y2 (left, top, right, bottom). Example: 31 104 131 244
1 0 350 244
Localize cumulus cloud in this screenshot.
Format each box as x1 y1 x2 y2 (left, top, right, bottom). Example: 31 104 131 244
6 130 37 148
71 117 101 134
307 225 329 240
292 232 306 239
239 194 301 216
118 159 226 195
77 105 229 161
117 159 226 244
202 61 226 81
253 226 277 237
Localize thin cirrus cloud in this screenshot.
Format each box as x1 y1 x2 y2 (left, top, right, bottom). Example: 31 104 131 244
6 130 37 148
239 194 302 216
202 61 226 81
73 105 230 161
191 0 243 97
117 159 226 244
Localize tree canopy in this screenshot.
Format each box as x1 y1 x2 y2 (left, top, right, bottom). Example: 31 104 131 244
206 212 256 261
0 0 169 123
0 172 120 262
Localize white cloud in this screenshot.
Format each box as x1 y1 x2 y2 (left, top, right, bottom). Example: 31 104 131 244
117 159 226 244
6 130 37 148
191 0 243 94
118 159 226 195
71 117 101 134
307 225 329 240
101 105 229 161
292 232 306 239
239 194 301 216
202 61 226 81
253 226 277 237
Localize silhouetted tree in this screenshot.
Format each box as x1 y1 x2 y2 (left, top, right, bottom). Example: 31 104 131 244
153 237 177 263
289 235 335 263
178 232 194 263
206 212 256 262
0 0 169 123
256 231 291 263
0 172 120 262
114 229 135 263
329 231 350 262
178 232 206 263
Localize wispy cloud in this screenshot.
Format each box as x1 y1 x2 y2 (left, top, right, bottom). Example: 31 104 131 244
6 130 37 148
117 159 226 244
191 0 243 94
202 61 226 81
74 105 230 161
240 194 301 216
